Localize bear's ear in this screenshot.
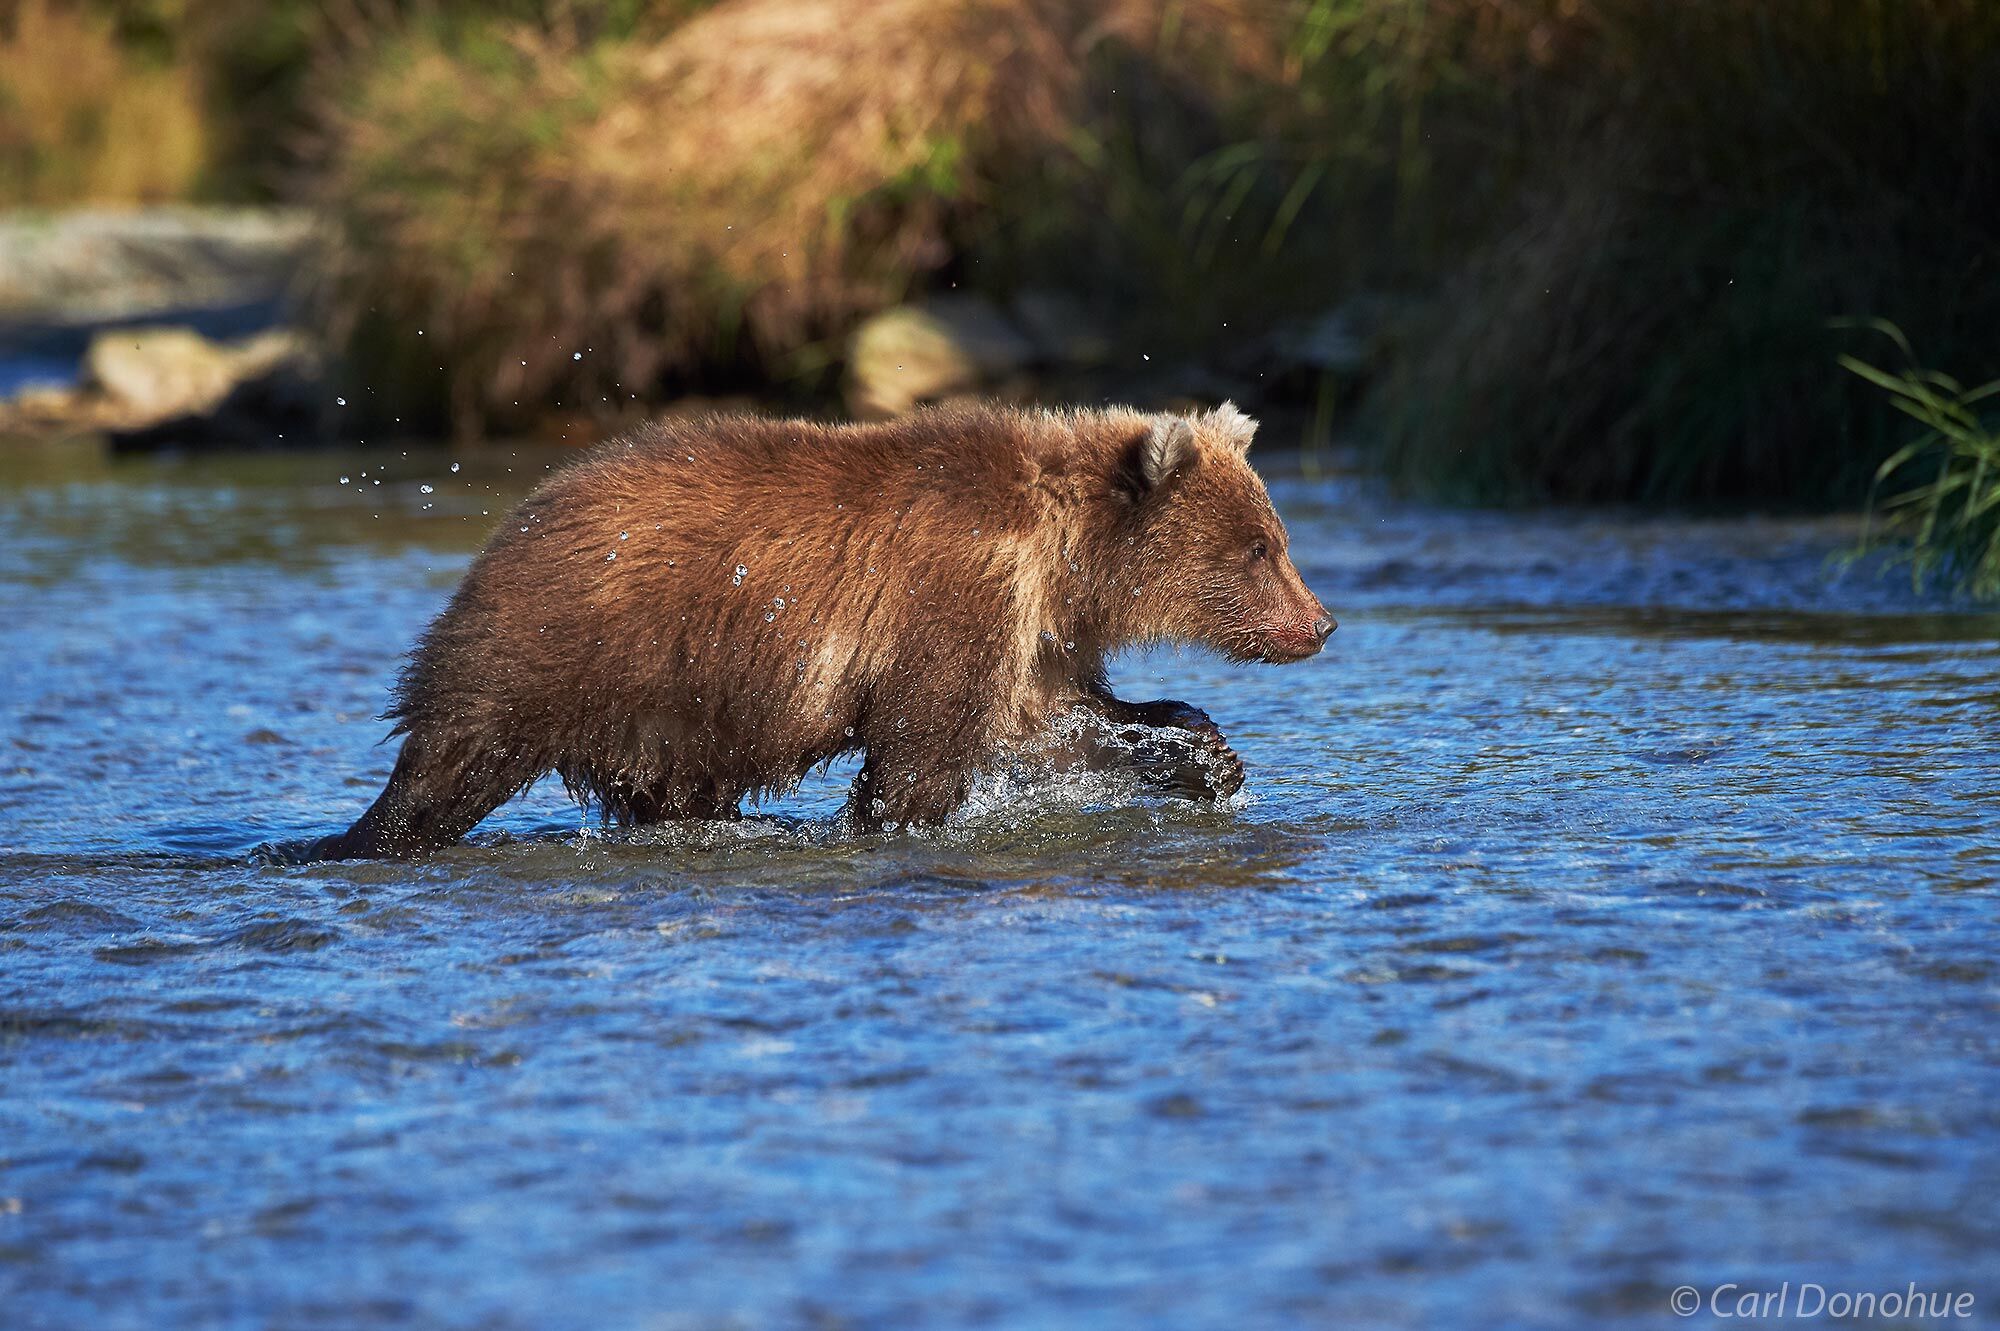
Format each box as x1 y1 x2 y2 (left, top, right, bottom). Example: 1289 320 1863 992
1129 417 1198 497
1205 401 1257 455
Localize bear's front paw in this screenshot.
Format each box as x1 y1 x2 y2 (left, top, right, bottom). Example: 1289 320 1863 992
1141 724 1244 802
1186 726 1245 800
1129 699 1215 733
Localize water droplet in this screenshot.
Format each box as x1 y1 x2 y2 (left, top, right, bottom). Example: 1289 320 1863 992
763 612 775 622
732 564 747 586
619 531 629 540
335 396 347 406
606 551 617 561
572 351 582 360
450 461 461 473
420 484 434 494
339 476 350 485
844 726 855 737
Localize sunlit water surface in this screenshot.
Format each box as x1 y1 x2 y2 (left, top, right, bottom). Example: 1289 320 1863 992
2 446 1997 1329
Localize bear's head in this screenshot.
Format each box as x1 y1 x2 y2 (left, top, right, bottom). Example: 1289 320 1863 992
1118 404 1334 664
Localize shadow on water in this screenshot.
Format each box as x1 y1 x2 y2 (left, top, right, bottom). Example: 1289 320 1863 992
1402 602 2000 646
2 446 1997 1328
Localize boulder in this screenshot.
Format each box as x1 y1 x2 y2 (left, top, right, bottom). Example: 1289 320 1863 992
845 296 1035 419
1257 305 1377 380
88 327 245 420
88 326 317 412
63 325 322 449
0 208 319 330
0 210 323 445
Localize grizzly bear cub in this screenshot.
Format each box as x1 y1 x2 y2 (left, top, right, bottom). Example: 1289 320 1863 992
300 402 1332 859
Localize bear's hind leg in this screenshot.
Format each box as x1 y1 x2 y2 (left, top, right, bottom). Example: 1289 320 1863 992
304 732 541 860
849 743 974 831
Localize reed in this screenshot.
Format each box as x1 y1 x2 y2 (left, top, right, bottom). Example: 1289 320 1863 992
1842 324 2000 601
1356 0 2000 505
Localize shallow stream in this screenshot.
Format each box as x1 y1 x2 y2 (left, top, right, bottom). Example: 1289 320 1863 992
3 445 1996 1328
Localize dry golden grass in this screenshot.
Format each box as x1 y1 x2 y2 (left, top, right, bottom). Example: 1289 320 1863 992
588 0 1074 316
0 0 209 205
24 0 1986 512
314 0 1281 434
318 1 1062 432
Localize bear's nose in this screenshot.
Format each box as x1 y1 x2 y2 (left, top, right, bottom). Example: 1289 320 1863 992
1312 615 1336 641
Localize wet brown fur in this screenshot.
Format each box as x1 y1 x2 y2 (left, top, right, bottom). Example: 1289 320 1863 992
306 401 1330 858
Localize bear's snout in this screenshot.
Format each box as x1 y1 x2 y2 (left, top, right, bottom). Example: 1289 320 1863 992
1255 606 1334 663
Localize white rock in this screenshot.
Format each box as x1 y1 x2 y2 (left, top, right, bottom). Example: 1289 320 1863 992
845 297 1034 419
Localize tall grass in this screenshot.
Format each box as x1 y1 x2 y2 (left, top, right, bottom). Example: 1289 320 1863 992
0 0 208 204
310 0 1271 434
1842 325 2000 601
0 2 680 205
1356 0 2000 505
8 0 1996 511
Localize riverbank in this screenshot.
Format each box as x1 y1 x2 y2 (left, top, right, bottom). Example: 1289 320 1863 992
4 1 1993 509
0 204 1374 458
0 208 324 445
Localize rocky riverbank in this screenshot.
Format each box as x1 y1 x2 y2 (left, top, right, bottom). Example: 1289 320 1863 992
1 207 1392 453
0 208 323 447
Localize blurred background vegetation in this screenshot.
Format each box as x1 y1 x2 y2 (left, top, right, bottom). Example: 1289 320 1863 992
2 0 1995 534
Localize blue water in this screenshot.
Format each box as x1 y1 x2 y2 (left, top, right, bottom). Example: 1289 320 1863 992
2 447 1997 1328
0 355 78 400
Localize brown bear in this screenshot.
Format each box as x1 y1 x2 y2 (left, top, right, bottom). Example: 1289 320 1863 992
299 401 1332 859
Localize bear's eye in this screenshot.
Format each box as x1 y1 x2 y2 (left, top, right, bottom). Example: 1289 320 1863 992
1249 540 1269 563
